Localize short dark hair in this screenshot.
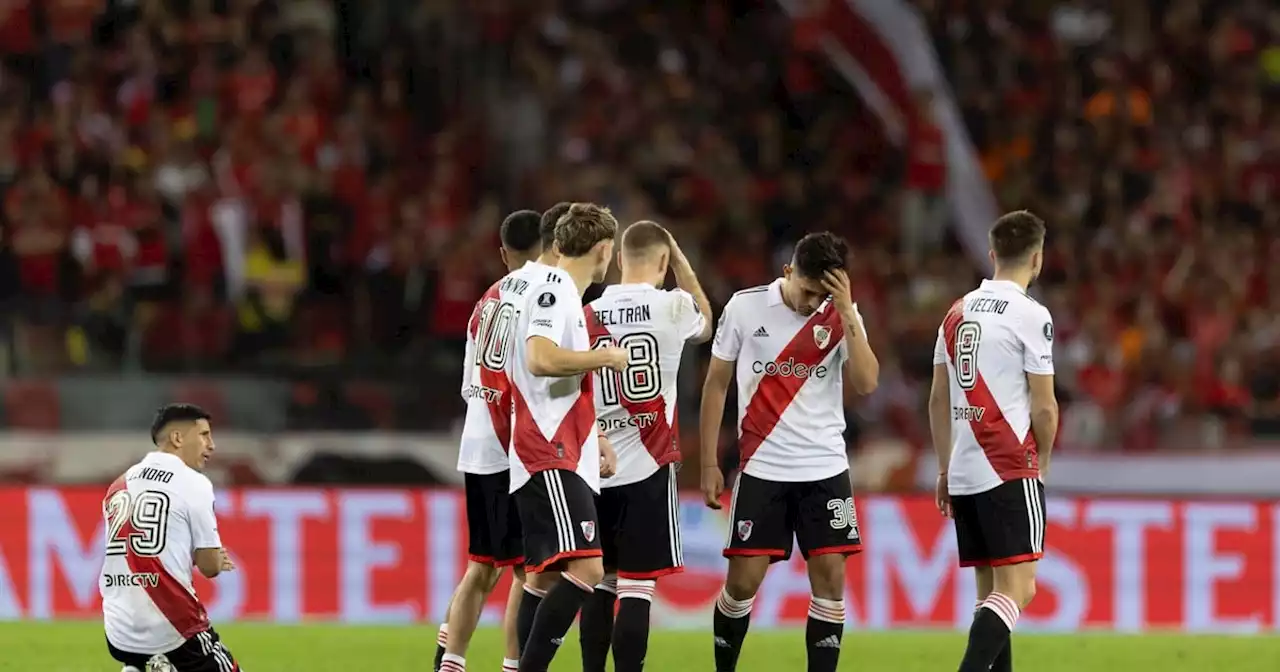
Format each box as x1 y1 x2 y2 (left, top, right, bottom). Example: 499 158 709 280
621 220 670 258
540 202 572 250
555 202 619 257
791 231 848 280
150 403 211 445
500 210 543 253
989 210 1046 263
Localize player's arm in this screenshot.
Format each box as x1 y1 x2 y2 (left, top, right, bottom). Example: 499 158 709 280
666 235 714 344
700 300 742 489
823 270 878 395
190 486 229 578
1021 310 1059 477
525 287 625 376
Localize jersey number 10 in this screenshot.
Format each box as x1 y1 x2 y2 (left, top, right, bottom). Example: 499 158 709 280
592 334 662 405
104 490 171 557
475 299 518 372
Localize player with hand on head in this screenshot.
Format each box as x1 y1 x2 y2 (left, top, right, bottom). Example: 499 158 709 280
699 232 879 672
577 221 713 672
929 211 1058 672
435 209 550 672
101 404 241 672
502 202 624 672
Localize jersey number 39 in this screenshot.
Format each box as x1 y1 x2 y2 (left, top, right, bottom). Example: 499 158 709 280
592 333 661 405
104 490 171 557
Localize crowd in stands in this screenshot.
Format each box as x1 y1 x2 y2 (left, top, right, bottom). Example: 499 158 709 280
0 0 1275 448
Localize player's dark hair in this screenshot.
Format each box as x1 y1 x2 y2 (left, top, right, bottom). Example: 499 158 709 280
791 231 848 280
500 209 543 253
989 210 1046 263
620 220 670 258
555 202 619 257
540 202 572 250
150 403 211 445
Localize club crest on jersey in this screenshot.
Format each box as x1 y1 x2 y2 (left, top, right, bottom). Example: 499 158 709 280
813 325 832 349
736 520 753 541
580 521 596 542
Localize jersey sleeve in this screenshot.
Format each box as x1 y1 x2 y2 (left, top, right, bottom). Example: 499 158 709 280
710 295 742 361
525 282 573 345
670 289 707 341
1019 305 1055 375
188 479 223 550
932 324 947 365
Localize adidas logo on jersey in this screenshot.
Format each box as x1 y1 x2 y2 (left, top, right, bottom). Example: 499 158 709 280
752 326 769 337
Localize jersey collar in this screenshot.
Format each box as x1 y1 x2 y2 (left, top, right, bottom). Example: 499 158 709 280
603 282 655 294
980 278 1027 294
146 451 187 469
767 278 786 305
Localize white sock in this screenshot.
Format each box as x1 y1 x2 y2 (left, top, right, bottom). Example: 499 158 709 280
807 596 844 624
436 622 449 648
596 573 618 594
981 592 1021 631
715 587 754 619
440 652 466 671
618 578 656 602
501 657 519 671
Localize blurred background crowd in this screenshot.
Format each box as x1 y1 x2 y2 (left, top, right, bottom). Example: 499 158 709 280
0 0 1277 466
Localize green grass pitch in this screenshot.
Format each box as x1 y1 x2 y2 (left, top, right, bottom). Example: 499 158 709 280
2 622 1278 670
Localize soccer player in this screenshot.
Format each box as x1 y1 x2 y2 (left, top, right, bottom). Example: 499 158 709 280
578 221 713 672
699 232 879 672
101 404 240 672
505 202 627 672
436 209 549 672
928 211 1057 672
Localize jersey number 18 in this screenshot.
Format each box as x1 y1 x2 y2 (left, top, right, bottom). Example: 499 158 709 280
592 334 661 405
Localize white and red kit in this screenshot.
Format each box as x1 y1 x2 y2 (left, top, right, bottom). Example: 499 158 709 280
711 278 865 483
934 279 1055 495
586 284 706 487
505 266 600 492
100 451 220 654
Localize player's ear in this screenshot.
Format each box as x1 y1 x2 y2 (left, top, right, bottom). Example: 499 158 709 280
782 264 792 279
499 247 509 267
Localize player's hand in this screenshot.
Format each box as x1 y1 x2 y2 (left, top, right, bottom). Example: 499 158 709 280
821 269 857 320
218 549 236 572
599 435 617 478
701 465 724 510
598 346 629 372
935 473 952 518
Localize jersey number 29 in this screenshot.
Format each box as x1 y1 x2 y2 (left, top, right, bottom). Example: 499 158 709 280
104 490 171 557
953 321 982 390
592 333 661 405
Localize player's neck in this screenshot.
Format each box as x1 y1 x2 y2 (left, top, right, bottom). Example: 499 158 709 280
557 256 596 296
991 268 1031 292
536 252 559 266
619 270 660 287
505 254 536 272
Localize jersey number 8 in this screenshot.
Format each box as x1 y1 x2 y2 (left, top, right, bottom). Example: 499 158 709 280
475 299 518 371
953 321 982 390
104 490 171 557
592 333 661 405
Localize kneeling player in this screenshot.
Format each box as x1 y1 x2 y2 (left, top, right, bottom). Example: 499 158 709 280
699 233 879 672
577 221 713 672
102 404 241 672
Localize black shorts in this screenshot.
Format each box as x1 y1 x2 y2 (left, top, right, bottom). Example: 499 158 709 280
514 469 603 572
108 629 239 671
724 470 863 562
597 463 683 580
464 471 524 567
951 478 1045 568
